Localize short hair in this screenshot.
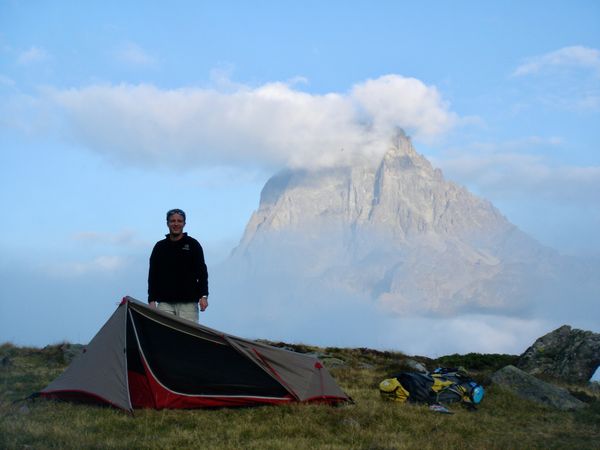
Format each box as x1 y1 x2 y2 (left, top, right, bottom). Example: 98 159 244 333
166 208 186 221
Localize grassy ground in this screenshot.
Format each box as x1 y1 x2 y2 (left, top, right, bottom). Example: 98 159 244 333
1 342 599 450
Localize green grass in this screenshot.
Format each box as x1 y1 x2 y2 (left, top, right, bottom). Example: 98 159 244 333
1 342 599 450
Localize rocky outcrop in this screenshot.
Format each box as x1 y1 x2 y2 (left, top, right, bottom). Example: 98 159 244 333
41 343 85 364
491 365 587 411
517 325 600 383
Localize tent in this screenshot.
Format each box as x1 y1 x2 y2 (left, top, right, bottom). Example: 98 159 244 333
39 297 350 411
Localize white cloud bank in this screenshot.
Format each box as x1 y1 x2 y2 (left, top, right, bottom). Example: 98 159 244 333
48 75 457 170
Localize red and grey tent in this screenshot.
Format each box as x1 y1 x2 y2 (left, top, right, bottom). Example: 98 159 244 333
39 297 350 411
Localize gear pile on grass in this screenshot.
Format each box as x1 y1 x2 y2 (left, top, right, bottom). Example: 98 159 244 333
379 367 484 412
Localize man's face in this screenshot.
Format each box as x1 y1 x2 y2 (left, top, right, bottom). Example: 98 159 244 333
167 213 185 237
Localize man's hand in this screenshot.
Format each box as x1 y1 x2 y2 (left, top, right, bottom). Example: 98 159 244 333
149 301 157 308
200 296 209 312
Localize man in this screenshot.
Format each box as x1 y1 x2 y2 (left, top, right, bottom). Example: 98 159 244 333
148 208 209 322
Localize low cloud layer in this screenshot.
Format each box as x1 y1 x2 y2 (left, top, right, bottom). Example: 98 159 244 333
0 256 563 357
48 75 457 171
44 255 129 277
72 229 146 247
207 264 583 357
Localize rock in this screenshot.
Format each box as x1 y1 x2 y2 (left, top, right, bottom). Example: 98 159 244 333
321 357 347 369
40 343 85 364
59 343 85 364
516 325 600 383
491 365 587 411
404 359 428 373
357 362 375 370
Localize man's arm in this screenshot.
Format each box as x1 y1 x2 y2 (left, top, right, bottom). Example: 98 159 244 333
148 243 160 305
192 240 209 310
194 242 209 297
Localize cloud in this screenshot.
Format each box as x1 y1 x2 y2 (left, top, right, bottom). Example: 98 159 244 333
510 46 600 112
0 254 562 355
17 46 50 65
351 75 457 138
0 75 16 87
379 315 550 356
45 255 129 277
114 41 157 67
72 229 142 247
47 75 458 171
433 139 600 204
208 263 561 356
0 90 56 134
573 93 600 110
513 46 600 77
0 258 146 346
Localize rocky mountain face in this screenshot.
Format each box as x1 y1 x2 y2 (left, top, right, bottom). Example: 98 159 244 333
226 131 589 316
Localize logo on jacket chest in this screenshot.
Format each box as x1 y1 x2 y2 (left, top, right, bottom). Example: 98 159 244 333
182 244 190 251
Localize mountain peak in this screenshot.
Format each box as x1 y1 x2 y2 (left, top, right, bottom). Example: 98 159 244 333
229 132 559 315
388 128 414 156
379 128 435 175
240 130 509 245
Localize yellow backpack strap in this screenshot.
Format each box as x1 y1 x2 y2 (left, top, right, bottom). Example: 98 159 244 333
431 374 455 392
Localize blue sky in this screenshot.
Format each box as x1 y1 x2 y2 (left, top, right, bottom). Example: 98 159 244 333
1 1 599 357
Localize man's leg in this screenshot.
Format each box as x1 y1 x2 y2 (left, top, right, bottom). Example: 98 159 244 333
175 302 199 323
157 302 177 315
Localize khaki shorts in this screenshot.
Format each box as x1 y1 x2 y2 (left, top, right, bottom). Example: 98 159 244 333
157 301 199 323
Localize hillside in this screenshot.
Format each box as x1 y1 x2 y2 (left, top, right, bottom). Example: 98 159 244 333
2 342 599 449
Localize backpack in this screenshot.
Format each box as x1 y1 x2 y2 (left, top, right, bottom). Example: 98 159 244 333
379 367 484 408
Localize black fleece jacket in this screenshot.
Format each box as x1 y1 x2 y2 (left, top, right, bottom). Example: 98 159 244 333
148 233 209 303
